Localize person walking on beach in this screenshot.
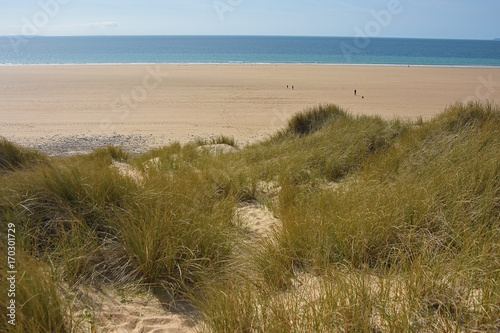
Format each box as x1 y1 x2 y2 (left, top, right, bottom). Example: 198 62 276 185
354 89 357 96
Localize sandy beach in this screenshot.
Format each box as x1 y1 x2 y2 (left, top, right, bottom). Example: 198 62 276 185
1 65 499 155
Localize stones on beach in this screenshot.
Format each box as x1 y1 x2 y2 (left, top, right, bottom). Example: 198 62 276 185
16 134 168 157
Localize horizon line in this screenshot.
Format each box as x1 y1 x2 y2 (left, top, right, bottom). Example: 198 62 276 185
1 34 497 42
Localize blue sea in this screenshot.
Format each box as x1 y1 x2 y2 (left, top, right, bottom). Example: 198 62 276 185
0 35 499 67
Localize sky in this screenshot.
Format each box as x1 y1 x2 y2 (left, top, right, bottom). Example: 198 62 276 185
0 0 499 40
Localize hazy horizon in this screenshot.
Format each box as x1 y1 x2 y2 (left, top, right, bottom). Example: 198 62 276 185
1 1 499 40
1 34 499 42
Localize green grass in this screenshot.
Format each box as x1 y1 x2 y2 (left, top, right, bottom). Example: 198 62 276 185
1 101 499 332
282 104 348 136
0 138 48 172
195 135 238 147
0 250 68 332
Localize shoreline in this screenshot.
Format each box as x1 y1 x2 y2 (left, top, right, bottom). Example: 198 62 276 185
1 63 499 69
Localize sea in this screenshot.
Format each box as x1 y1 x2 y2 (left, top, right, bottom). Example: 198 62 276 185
0 35 499 67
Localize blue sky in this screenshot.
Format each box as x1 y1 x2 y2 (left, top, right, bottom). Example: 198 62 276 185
1 0 499 39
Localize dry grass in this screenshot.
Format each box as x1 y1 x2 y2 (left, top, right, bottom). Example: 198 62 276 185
1 101 499 332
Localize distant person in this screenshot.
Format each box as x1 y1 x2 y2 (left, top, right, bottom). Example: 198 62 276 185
354 89 357 96
287 85 289 89
292 85 294 90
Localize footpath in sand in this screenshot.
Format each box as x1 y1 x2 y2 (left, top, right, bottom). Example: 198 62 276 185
86 152 283 332
1 65 499 156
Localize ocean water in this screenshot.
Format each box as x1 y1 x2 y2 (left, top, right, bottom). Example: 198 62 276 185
0 35 499 67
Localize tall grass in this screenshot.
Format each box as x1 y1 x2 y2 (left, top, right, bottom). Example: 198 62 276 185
0 142 240 330
1 102 499 331
196 102 500 332
263 102 499 268
0 138 47 171
283 104 348 136
0 250 69 332
220 104 407 186
195 135 237 147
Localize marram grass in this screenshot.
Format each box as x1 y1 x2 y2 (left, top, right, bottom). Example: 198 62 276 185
1 102 499 332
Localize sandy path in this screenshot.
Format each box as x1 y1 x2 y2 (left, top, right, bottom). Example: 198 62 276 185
1 65 499 155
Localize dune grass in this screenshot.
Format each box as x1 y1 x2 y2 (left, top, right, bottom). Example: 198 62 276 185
195 135 238 147
0 145 239 331
196 102 500 332
0 138 48 172
1 102 499 332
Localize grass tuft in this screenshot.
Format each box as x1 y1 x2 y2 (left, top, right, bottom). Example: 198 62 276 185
209 135 237 147
284 104 349 136
0 138 48 172
195 135 237 147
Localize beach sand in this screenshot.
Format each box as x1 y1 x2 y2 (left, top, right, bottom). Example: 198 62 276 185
1 65 499 155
